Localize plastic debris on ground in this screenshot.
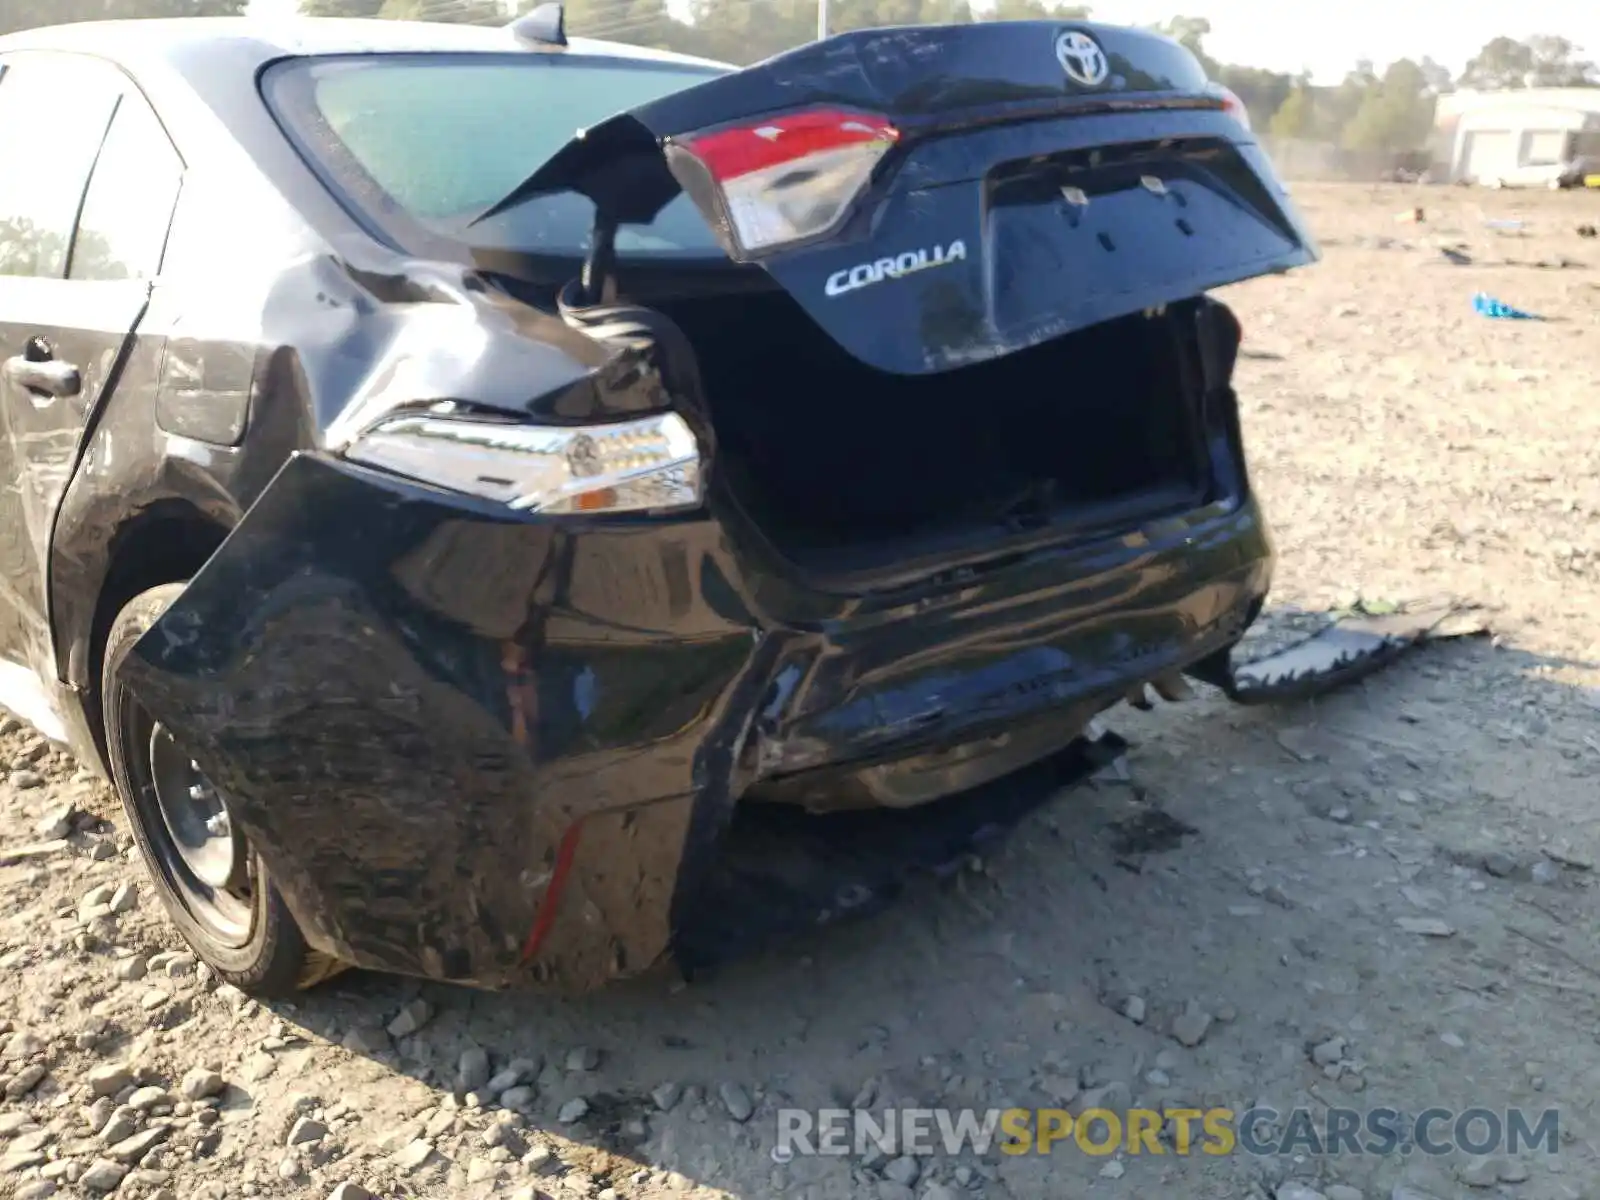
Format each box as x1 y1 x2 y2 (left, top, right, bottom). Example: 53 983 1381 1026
1208 597 1489 707
1472 292 1542 320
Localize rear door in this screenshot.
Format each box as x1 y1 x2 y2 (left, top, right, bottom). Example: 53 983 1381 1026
0 52 181 707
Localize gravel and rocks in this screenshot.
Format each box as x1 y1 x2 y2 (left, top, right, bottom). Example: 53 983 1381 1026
79 1160 127 1192
179 1067 225 1100
1170 1001 1213 1047
565 1045 601 1072
717 1082 754 1123
457 1046 492 1092
386 997 433 1039
288 1117 328 1146
0 185 1593 1200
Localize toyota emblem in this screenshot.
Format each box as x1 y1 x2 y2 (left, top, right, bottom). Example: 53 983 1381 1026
1055 30 1109 87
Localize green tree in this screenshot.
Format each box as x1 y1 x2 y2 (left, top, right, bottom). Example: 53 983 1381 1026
685 0 818 62
1268 83 1315 139
0 0 244 37
1461 36 1534 89
0 219 119 279
1145 15 1294 126
1418 56 1453 95
1153 15 1216 74
1460 34 1597 89
1523 35 1597 86
299 0 387 15
1313 59 1376 139
681 0 985 64
1340 57 1434 152
982 0 1087 21
514 0 709 56
832 0 952 31
1216 63 1293 127
376 0 505 21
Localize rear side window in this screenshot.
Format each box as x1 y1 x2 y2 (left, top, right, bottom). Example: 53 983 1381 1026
0 55 120 278
264 53 728 259
70 92 182 281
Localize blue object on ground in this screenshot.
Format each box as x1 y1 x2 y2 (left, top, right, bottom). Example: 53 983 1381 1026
1472 292 1542 320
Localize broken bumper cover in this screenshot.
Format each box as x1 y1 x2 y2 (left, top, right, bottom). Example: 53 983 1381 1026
121 453 1272 990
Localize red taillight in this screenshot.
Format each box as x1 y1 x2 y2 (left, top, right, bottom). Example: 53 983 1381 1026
681 108 898 180
669 107 900 260
1213 84 1251 132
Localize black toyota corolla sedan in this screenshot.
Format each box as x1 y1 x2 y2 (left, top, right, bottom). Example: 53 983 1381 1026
0 13 1314 996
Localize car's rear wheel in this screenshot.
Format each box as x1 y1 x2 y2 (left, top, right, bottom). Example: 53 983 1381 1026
102 583 345 996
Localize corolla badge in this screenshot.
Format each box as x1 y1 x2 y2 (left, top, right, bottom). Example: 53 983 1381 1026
1055 30 1109 87
824 241 967 297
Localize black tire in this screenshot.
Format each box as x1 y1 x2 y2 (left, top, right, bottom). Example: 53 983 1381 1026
102 583 345 996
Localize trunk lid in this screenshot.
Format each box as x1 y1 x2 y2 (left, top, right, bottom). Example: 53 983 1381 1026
486 21 1317 373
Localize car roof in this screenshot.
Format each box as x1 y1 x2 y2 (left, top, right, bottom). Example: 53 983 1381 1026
0 16 730 74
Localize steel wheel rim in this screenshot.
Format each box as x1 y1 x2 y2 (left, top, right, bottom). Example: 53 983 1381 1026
124 700 256 948
149 724 241 891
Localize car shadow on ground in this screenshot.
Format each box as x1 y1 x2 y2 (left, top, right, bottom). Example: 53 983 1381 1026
257 626 1600 1199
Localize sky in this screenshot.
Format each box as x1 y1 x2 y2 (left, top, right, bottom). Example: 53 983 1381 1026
247 0 1600 84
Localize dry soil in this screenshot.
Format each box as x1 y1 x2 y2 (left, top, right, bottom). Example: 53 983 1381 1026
1 182 1599 1200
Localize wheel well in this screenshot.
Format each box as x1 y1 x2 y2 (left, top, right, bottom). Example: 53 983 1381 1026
81 505 232 767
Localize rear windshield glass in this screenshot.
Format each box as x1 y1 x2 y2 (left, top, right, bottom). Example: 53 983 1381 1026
262 53 728 259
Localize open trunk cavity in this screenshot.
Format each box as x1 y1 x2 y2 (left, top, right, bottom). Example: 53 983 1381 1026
486 22 1314 576
659 287 1212 576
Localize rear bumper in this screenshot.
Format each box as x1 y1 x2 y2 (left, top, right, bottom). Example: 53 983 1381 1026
121 451 1271 991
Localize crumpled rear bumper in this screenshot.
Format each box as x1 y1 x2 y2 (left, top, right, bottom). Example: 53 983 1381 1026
122 451 1270 990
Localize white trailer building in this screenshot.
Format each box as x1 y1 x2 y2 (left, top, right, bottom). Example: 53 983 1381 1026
1435 88 1600 186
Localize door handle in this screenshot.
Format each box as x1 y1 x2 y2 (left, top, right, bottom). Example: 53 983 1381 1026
3 355 81 399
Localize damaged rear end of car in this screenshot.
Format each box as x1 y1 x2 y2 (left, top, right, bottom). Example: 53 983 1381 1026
488 20 1315 580
119 22 1316 992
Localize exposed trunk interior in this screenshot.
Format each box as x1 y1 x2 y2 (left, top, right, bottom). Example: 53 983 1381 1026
657 287 1212 576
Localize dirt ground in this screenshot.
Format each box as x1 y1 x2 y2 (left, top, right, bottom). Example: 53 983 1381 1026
2 182 1600 1200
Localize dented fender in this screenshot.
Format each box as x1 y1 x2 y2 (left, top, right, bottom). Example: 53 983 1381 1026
117 451 765 989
